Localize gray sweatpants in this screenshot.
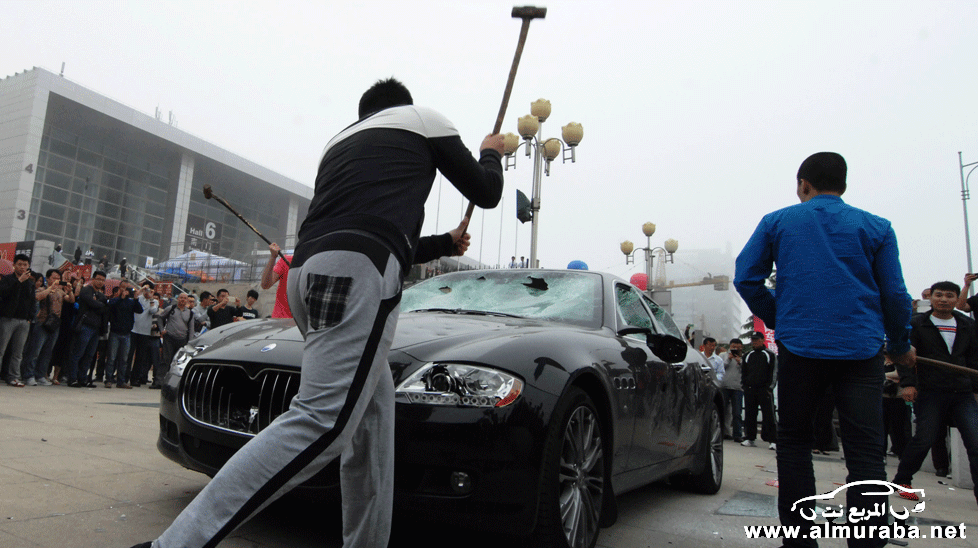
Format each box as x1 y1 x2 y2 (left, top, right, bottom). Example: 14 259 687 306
156 233 401 548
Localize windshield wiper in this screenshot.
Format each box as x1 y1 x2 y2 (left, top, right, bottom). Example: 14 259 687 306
457 310 523 318
409 308 523 318
410 308 461 314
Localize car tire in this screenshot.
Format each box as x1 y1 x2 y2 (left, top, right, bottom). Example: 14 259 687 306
532 386 606 548
675 404 723 494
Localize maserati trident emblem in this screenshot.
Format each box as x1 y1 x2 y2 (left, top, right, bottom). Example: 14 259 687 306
248 406 259 427
260 343 277 353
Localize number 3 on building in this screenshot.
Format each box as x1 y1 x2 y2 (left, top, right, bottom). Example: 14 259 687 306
17 210 25 220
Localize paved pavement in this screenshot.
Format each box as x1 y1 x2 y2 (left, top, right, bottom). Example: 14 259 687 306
1 383 976 548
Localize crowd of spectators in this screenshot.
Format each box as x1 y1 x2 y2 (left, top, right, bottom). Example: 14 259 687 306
0 253 264 389
705 276 978 507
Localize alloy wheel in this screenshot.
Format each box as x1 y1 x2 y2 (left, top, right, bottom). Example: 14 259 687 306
558 405 604 548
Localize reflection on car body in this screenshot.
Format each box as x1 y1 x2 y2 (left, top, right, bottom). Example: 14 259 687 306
157 269 723 548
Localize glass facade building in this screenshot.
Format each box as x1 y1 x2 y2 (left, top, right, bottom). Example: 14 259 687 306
1 68 311 270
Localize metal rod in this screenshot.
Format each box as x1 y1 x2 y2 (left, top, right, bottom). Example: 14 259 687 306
529 123 544 268
960 152 978 297
916 356 978 379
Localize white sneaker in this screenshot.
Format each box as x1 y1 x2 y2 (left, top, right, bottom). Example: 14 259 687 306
741 439 756 447
36 377 52 386
769 443 777 450
24 378 37 386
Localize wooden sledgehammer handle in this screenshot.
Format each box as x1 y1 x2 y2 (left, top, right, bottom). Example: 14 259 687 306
916 356 978 379
462 6 547 232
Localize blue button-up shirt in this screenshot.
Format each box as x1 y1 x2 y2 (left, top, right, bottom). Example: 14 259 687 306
734 195 911 360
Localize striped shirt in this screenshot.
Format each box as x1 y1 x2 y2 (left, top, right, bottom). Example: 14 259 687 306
930 315 957 353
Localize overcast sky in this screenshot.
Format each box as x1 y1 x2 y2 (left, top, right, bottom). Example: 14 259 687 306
5 0 978 297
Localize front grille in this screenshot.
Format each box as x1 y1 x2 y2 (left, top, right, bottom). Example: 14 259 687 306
182 363 300 435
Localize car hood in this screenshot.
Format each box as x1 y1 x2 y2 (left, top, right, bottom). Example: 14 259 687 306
391 311 599 363
193 313 601 375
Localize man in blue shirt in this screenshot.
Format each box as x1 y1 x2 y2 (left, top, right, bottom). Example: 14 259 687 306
735 152 915 547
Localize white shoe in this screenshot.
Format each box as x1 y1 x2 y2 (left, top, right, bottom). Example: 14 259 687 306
741 439 756 447
24 378 38 386
769 443 777 450
36 377 52 386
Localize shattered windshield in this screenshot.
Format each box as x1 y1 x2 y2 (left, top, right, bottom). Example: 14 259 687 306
402 270 603 328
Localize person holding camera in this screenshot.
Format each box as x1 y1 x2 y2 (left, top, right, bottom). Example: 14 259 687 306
129 281 160 388
721 338 745 442
66 270 109 388
234 290 260 321
22 269 75 385
106 280 143 388
0 254 36 387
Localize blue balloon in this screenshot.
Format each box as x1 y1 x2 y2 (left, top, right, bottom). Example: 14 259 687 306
567 260 588 270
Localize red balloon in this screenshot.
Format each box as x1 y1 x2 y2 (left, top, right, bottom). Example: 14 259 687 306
630 273 648 290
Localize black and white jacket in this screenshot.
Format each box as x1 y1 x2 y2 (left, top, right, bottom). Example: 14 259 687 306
294 105 504 272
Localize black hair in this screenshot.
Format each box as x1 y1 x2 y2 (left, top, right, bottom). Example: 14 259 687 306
729 338 743 345
247 289 259 300
217 288 229 297
358 78 413 119
92 270 107 279
703 337 717 345
797 152 847 194
930 281 961 296
141 280 155 289
13 253 30 264
199 291 212 301
45 269 60 279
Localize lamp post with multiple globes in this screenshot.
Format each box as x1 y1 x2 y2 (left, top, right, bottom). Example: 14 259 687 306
502 99 583 268
620 222 679 294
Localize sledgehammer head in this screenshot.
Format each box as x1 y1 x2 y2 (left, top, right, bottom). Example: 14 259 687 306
512 6 547 20
202 184 213 200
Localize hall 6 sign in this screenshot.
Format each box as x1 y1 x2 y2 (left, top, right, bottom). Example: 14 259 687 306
186 214 222 254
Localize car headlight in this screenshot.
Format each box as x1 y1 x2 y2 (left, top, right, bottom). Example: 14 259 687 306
395 363 523 408
170 344 208 377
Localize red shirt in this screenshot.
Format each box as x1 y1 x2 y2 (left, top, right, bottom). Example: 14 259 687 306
272 256 292 319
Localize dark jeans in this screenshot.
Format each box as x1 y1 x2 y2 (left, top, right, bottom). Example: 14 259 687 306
722 388 743 439
130 333 160 385
776 343 886 548
22 325 59 381
160 334 187 384
743 388 777 442
67 325 99 384
106 332 131 384
930 417 950 470
813 388 839 452
882 397 911 456
894 390 978 504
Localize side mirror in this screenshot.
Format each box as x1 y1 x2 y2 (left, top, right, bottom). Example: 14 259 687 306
648 333 688 363
617 328 688 363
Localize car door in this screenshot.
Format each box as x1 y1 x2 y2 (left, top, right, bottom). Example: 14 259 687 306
614 284 678 468
643 294 705 459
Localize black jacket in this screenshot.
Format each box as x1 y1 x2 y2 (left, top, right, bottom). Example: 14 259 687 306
0 273 36 321
899 311 978 393
76 285 109 328
294 105 503 274
741 347 778 391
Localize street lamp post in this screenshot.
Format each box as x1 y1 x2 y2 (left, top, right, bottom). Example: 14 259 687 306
620 222 679 294
960 152 978 294
503 99 583 268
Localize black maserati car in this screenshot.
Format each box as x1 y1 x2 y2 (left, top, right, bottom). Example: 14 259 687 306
157 269 723 548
